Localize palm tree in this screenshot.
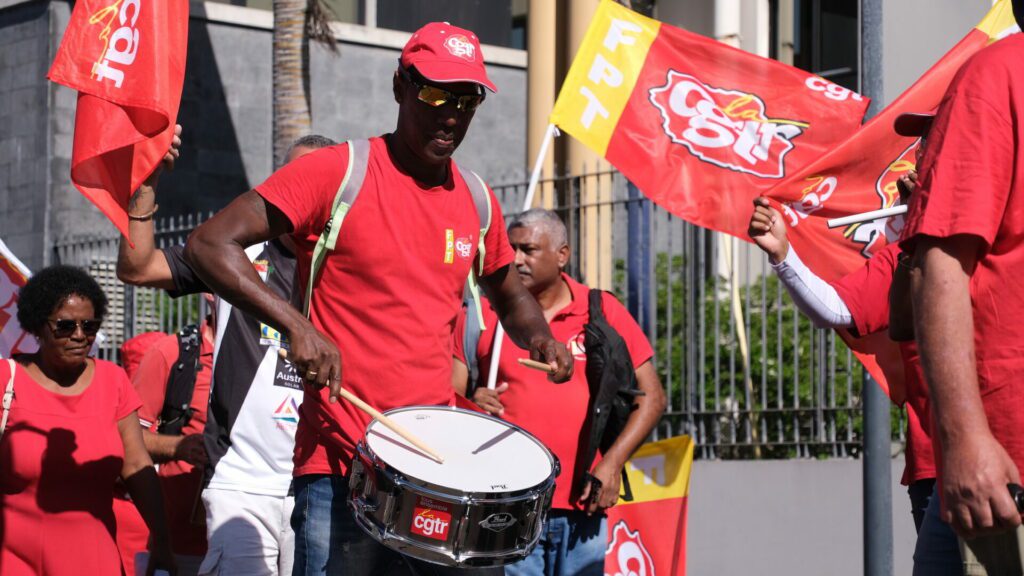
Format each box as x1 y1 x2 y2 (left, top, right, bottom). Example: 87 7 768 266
272 0 337 169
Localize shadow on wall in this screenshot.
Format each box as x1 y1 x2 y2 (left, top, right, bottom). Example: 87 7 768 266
158 18 251 217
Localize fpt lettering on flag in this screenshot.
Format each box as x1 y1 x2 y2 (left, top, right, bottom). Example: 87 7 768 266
0 239 37 358
550 0 869 239
47 0 189 240
761 0 1019 398
604 435 693 576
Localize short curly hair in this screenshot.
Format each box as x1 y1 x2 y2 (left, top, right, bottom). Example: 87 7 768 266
17 265 108 335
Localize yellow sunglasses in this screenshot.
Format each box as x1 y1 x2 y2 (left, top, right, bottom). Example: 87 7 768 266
402 69 485 113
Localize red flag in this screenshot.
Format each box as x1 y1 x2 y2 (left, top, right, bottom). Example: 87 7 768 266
47 0 189 240
604 435 693 576
550 0 869 239
0 239 37 358
762 1 1020 398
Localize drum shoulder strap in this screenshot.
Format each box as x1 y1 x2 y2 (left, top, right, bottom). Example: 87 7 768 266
304 139 371 317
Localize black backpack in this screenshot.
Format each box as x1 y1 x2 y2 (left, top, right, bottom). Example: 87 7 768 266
157 323 202 436
581 289 645 502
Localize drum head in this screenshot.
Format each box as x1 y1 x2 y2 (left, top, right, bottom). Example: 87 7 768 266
365 407 554 493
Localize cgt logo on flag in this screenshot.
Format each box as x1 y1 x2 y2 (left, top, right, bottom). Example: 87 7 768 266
605 520 656 576
89 0 143 88
843 142 918 257
649 70 808 179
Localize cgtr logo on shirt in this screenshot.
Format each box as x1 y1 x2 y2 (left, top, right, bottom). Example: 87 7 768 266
649 70 808 179
444 35 476 61
411 497 452 541
455 236 473 260
604 520 656 576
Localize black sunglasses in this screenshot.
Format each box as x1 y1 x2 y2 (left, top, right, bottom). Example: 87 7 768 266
401 68 485 113
47 318 102 338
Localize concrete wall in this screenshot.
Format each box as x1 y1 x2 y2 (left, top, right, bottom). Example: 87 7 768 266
881 0 994 107
0 2 53 271
160 6 528 216
0 0 527 269
688 458 918 576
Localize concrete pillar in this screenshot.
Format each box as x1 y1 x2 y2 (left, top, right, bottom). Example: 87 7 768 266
714 0 742 46
567 0 612 289
527 0 558 208
776 0 795 65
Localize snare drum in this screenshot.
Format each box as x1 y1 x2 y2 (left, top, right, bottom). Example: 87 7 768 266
348 406 559 567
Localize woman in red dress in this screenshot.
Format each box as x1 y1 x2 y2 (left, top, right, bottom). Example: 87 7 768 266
0 265 174 575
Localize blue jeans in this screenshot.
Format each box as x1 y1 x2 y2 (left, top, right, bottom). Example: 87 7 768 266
291 474 505 576
909 478 937 533
913 484 963 576
506 511 606 576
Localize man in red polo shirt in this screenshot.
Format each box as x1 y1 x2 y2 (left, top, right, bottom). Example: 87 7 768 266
452 209 666 576
132 316 214 575
903 2 1024 572
185 22 572 576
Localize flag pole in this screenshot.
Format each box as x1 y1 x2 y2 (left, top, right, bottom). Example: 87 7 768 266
485 123 559 390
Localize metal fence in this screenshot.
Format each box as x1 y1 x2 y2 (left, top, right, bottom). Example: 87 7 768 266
53 168 896 460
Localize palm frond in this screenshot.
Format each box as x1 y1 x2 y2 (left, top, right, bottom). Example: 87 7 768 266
306 0 338 53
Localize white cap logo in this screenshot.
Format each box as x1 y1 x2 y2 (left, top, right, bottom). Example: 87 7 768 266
444 35 476 61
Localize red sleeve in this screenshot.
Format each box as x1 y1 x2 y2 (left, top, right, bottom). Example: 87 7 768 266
481 189 515 276
131 335 178 430
900 50 1015 253
830 243 899 337
452 307 468 364
107 361 143 421
601 292 654 369
254 144 349 239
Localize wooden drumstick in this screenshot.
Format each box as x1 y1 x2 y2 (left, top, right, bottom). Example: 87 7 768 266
517 357 557 374
277 348 444 464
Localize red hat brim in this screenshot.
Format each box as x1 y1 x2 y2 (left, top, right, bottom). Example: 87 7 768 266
410 58 498 93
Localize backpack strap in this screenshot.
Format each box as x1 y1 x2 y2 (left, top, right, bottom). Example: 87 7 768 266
158 324 202 436
1 359 15 441
461 168 493 333
304 139 371 317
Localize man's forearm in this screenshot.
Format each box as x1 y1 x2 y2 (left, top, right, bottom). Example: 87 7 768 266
480 266 553 349
142 430 181 464
601 362 666 469
184 195 306 337
117 184 176 289
912 242 990 446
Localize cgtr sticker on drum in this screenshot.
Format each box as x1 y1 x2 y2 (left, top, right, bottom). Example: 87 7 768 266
411 497 452 541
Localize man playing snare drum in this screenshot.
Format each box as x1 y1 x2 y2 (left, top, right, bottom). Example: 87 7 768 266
186 22 573 576
452 209 666 576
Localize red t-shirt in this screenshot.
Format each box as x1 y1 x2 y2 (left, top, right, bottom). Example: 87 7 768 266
0 359 141 576
453 274 654 511
830 243 936 484
133 328 213 556
255 136 515 476
900 34 1024 476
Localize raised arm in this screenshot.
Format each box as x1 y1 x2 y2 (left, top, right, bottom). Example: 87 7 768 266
747 197 854 329
184 192 343 401
478 264 572 382
116 125 182 290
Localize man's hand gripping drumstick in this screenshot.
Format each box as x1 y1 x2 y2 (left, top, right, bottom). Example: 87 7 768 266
278 348 445 464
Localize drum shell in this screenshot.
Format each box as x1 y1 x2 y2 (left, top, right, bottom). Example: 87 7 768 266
347 409 559 567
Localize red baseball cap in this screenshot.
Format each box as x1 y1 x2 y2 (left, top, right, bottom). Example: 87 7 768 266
400 22 497 93
893 110 936 137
